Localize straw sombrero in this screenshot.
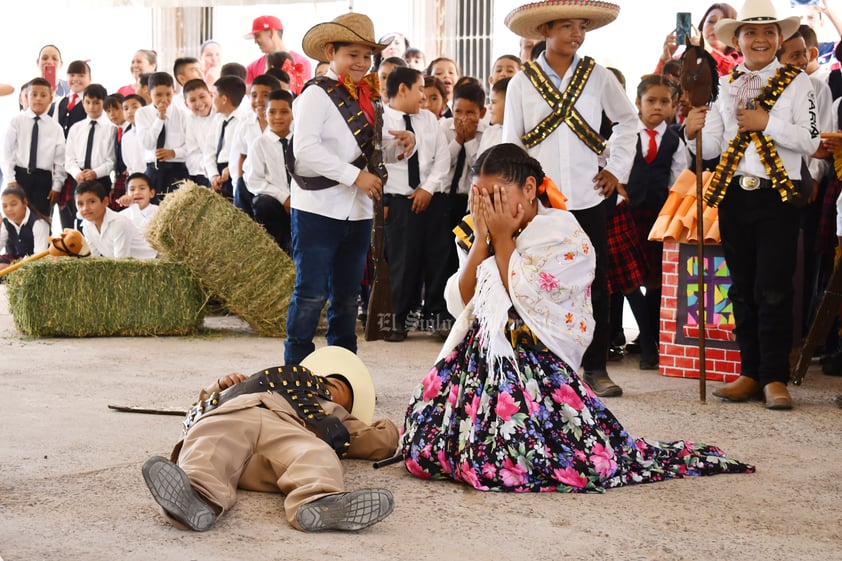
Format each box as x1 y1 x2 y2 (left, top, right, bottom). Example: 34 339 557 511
714 0 800 44
300 346 376 424
505 1 620 41
302 13 388 63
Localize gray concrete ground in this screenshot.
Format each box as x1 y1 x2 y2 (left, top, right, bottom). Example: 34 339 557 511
1 285 841 561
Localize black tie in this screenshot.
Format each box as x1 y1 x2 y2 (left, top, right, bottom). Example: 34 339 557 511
280 137 291 186
115 127 126 174
156 124 166 149
28 116 40 172
84 120 97 170
450 144 466 195
216 118 231 162
403 114 420 189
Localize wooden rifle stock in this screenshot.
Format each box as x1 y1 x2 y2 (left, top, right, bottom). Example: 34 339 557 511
364 101 394 341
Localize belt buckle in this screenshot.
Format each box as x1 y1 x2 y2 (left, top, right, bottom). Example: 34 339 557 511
739 175 761 190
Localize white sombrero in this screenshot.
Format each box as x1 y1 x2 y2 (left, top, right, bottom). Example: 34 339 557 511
300 346 376 424
714 0 800 44
301 13 389 63
505 0 621 41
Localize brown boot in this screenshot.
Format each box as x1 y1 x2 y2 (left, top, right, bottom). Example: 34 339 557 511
763 382 793 410
583 369 623 397
712 375 761 402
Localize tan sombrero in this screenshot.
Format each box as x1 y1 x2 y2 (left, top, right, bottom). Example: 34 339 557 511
714 0 800 44
300 346 376 424
302 13 389 63
505 1 620 41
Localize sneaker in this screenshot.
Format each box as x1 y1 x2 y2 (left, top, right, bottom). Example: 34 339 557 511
583 369 623 397
142 456 216 532
295 488 394 532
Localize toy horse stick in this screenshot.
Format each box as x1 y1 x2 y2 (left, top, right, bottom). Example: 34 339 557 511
0 229 91 279
680 38 719 402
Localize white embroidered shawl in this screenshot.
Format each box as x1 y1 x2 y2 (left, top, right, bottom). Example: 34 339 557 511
438 204 595 371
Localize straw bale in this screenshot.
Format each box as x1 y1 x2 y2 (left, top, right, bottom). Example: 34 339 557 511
6 258 205 337
145 183 294 337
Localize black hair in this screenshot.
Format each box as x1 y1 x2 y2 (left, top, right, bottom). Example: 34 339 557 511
265 67 291 85
148 72 174 89
471 143 545 190
67 60 91 76
778 28 806 58
491 76 511 96
267 51 294 69
183 78 209 95
661 60 682 80
268 89 294 106
173 57 199 79
455 76 484 91
214 76 246 106
423 75 447 99
82 83 107 101
123 93 147 106
452 83 485 107
494 54 522 67
636 74 679 101
386 67 422 98
219 62 247 81
798 23 819 50
530 41 546 61
252 74 282 91
138 73 152 88
28 77 51 91
425 57 461 77
127 172 154 193
104 93 125 110
75 180 108 200
404 47 424 60
381 56 408 69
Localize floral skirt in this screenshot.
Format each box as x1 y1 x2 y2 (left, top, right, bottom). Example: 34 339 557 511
401 322 754 492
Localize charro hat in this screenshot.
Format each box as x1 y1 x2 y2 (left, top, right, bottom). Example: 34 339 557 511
301 13 388 63
300 346 376 424
244 15 283 39
505 0 621 41
714 0 800 44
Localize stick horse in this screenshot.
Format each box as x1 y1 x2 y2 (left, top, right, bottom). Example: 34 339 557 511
0 228 91 279
680 38 719 401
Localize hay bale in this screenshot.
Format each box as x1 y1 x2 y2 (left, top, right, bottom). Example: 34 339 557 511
6 258 205 337
146 183 294 337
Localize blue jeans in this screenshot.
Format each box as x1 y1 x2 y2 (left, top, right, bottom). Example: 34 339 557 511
284 209 372 364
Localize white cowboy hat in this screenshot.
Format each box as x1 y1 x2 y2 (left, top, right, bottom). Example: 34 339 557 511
714 0 801 44
301 13 389 63
300 346 376 424
505 0 621 41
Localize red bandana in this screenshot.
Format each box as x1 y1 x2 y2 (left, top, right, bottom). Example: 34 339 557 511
337 72 380 125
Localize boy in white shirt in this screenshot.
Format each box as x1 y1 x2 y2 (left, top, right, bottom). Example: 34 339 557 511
120 94 147 177
477 77 511 155
122 172 158 232
182 79 215 188
75 180 156 259
245 89 293 253
382 67 451 342
204 76 246 201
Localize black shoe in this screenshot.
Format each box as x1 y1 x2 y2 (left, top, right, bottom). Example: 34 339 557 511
639 356 659 370
822 352 842 376
610 333 626 347
295 488 394 531
583 369 623 397
607 345 625 362
142 456 216 532
625 337 641 355
384 330 407 342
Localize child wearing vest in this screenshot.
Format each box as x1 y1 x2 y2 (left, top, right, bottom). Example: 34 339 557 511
685 0 820 410
503 0 639 398
284 13 414 365
0 186 50 270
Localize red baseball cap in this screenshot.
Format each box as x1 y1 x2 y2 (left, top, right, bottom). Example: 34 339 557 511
245 15 283 38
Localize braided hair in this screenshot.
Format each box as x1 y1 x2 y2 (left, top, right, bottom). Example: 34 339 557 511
471 143 545 190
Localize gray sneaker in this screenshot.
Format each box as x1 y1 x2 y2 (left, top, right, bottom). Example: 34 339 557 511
295 488 394 532
583 369 623 397
142 456 216 532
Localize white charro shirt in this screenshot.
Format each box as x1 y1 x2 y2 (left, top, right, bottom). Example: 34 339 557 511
503 52 638 211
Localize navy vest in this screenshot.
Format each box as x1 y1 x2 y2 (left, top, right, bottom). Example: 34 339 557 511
625 125 681 209
3 213 37 258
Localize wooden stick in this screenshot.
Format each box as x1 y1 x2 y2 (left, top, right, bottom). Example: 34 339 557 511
695 133 707 402
0 249 50 279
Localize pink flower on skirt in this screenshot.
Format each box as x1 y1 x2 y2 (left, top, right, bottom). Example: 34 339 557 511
551 384 584 410
422 368 443 401
458 461 487 490
538 271 559 292
437 450 451 474
589 443 618 478
500 457 527 487
447 382 460 406
481 463 497 479
552 466 588 489
465 395 481 420
495 392 520 421
405 457 431 479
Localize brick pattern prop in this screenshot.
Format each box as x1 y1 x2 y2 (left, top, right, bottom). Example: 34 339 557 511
6 258 205 337
145 183 295 337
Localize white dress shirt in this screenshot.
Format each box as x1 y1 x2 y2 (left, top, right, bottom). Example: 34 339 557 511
476 123 503 157
185 111 215 177
637 120 688 187
690 60 820 179
2 109 67 192
203 112 240 179
439 117 485 196
230 111 263 182
134 103 189 164
123 203 159 231
245 128 291 205
383 105 449 196
65 115 116 180
0 207 50 255
503 52 639 211
82 207 156 259
290 69 401 221
121 125 146 175
808 73 834 182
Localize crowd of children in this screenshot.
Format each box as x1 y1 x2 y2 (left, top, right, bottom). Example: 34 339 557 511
3 1 842 410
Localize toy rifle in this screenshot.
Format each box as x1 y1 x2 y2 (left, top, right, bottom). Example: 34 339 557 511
364 101 393 341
